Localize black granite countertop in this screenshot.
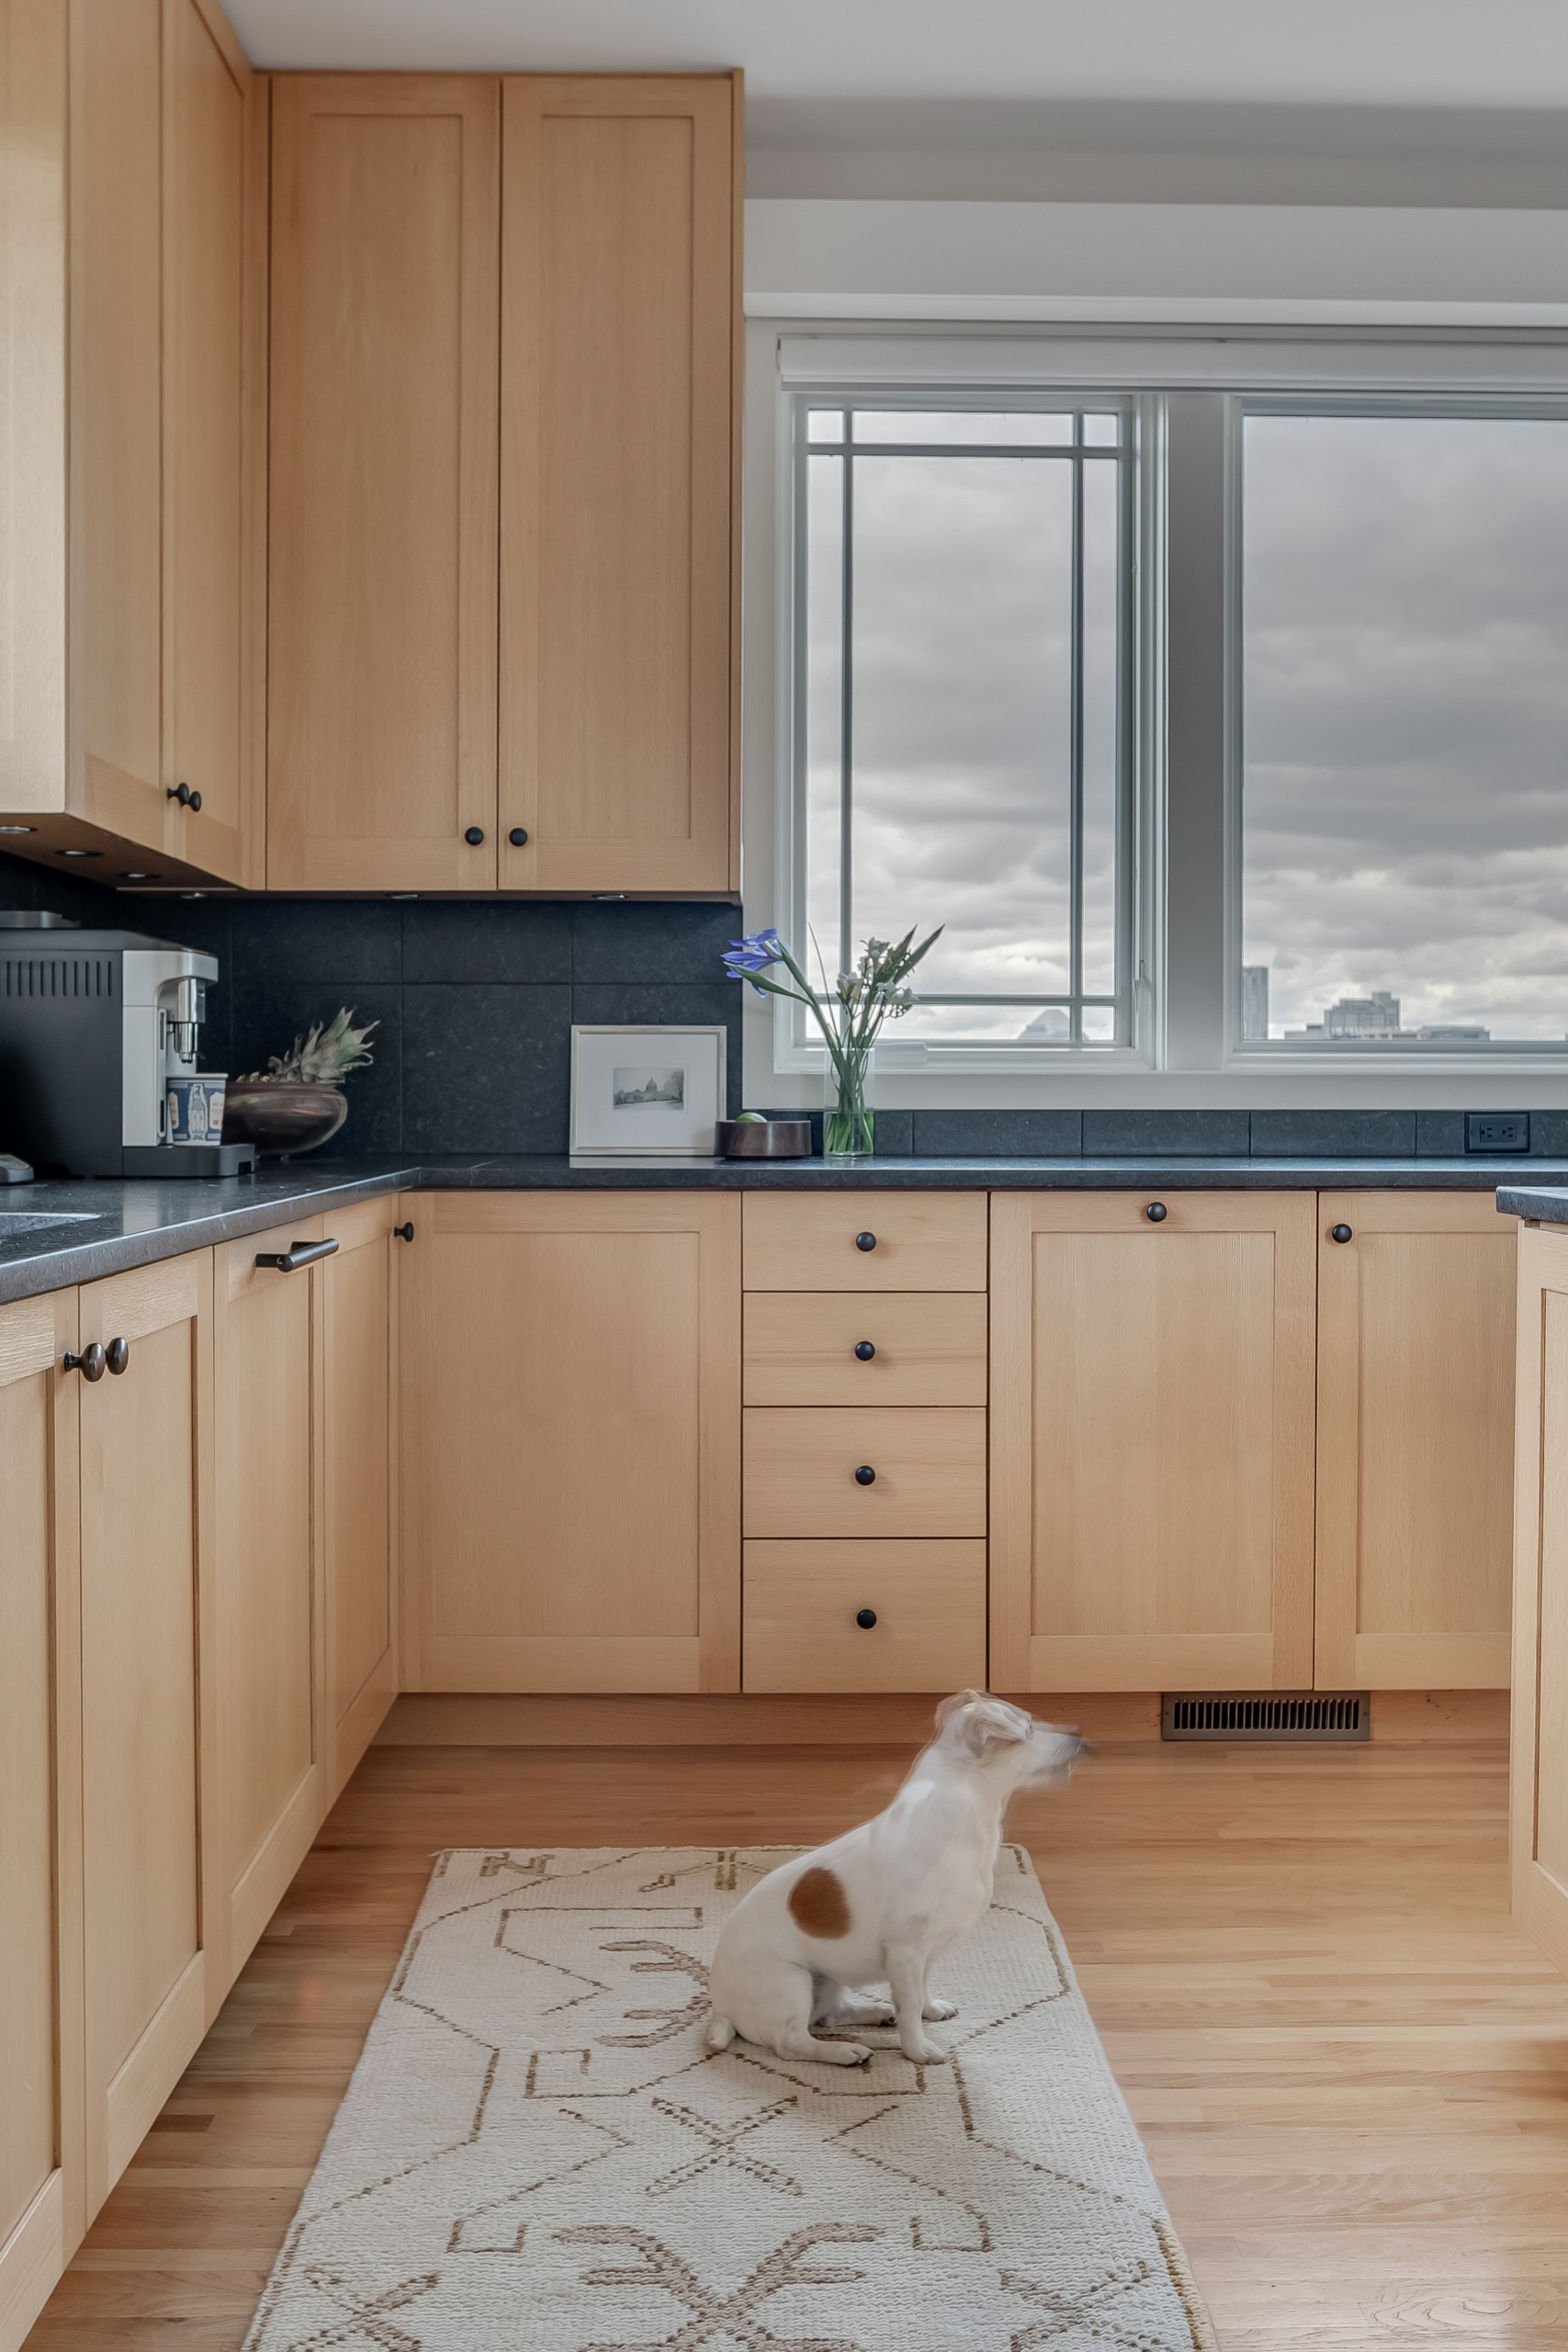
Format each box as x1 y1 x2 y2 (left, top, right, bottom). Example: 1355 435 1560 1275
1497 1183 1568 1227
0 1150 1550 1307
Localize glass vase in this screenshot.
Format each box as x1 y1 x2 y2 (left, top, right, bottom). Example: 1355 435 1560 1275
823 1044 874 1162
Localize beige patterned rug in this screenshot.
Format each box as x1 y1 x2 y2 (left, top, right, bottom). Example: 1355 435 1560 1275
244 1845 1216 2350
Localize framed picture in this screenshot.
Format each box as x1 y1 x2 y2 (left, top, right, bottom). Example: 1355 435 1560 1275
570 1025 728 1158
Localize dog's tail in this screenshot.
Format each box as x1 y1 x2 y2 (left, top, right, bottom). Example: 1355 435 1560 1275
705 2008 737 2052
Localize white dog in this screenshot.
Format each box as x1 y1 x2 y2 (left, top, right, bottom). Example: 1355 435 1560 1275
705 1691 1084 2067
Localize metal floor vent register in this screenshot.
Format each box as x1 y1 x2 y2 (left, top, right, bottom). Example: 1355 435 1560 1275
1162 1690 1369 1742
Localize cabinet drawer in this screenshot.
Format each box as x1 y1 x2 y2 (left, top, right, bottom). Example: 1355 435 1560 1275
744 1539 987 1692
744 1407 987 1537
744 1192 987 1292
744 1292 987 1407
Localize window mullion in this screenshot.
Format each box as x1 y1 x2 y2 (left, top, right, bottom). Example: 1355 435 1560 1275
1068 422 1086 1043
839 411 854 992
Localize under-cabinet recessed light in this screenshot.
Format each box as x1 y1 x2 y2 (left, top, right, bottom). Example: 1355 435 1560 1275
0 822 36 834
389 892 419 900
119 871 161 882
57 847 102 858
181 892 207 900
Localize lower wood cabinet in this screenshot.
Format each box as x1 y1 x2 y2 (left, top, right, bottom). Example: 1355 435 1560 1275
76 1255 216 2222
0 1291 82 2352
400 1191 740 1691
989 1190 1318 1692
321 1199 400 1797
1315 1191 1515 1690
212 1218 326 1988
1511 1219 1568 1974
744 1539 987 1692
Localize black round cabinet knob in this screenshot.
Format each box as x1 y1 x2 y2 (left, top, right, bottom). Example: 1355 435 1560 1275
1145 1201 1168 1222
105 1336 130 1375
854 1231 877 1251
508 827 529 846
856 1608 877 1629
464 826 485 845
63 1343 106 1382
854 1340 875 1361
1331 1223 1353 1244
854 1464 876 1486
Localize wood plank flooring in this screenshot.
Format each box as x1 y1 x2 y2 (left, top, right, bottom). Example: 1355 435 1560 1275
23 1733 1568 2349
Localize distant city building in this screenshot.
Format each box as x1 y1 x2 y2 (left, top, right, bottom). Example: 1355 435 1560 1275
1325 992 1401 1037
1241 967 1269 1041
1019 1008 1069 1041
1412 1023 1491 1042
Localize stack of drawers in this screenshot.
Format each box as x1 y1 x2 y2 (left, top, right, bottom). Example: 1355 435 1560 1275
740 1192 989 1691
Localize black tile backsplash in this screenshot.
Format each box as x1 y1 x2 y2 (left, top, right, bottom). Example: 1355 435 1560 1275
2 854 1561 1159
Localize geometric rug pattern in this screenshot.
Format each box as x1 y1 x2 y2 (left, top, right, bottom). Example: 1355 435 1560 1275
243 1844 1217 2350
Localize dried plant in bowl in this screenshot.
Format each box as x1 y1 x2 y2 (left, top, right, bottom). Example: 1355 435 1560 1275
222 1010 379 1158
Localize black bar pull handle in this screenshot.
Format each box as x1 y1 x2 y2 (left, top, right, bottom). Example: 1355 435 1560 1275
255 1238 340 1273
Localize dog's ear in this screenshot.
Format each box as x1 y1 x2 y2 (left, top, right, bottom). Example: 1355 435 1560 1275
938 1691 1033 1759
933 1689 987 1734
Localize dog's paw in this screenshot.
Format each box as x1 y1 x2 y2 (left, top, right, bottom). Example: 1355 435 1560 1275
901 2038 948 2065
827 1997 896 2028
921 1997 959 2022
812 2039 874 2066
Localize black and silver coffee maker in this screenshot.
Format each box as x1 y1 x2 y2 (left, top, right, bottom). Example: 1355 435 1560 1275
0 910 254 1177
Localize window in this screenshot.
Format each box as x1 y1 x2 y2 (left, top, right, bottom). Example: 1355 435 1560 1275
794 401 1134 1047
766 337 1568 1086
1240 408 1568 1052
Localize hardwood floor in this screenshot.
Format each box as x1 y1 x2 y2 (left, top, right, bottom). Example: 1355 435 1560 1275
24 1732 1567 2349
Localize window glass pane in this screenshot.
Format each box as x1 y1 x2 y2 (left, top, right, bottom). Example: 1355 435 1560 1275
1080 458 1121 1001
1082 414 1122 447
844 453 1074 1012
1242 412 1568 1046
899 1003 1074 1044
805 454 844 971
852 411 1075 447
807 409 845 442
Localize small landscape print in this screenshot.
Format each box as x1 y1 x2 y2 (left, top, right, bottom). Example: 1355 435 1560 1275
613 1065 685 1110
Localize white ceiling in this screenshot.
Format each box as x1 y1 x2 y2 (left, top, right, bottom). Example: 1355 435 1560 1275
225 0 1568 112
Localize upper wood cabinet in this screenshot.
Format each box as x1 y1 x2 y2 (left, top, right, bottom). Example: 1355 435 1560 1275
265 71 741 895
400 1191 740 1691
1315 1191 1515 1691
0 0 262 888
989 1191 1318 1693
267 75 502 890
499 76 739 894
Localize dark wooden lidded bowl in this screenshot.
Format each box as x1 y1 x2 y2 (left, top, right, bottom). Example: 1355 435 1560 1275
716 1119 813 1159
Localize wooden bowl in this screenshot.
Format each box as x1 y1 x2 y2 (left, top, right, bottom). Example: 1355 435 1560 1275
221 1080 348 1158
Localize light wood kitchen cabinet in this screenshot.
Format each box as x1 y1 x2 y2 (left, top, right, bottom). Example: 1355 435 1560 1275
76 1252 216 2222
989 1191 1317 1692
744 1540 987 1693
321 1198 402 1797
400 1192 740 1691
265 70 740 896
267 75 501 891
0 1292 84 2352
1316 1191 1515 1690
0 0 262 887
211 1218 326 1990
498 74 741 894
1510 1219 1568 1976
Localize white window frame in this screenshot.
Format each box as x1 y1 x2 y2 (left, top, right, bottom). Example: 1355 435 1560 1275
741 323 1568 1109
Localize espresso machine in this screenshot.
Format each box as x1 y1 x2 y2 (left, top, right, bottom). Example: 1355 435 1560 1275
0 910 254 1177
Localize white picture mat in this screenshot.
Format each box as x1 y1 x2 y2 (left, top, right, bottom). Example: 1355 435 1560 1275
570 1025 727 1156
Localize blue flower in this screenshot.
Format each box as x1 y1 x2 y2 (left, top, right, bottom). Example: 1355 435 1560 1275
722 928 782 972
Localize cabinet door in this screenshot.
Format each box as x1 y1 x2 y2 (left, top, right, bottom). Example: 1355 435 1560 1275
77 1254 214 2221
162 0 259 885
401 1192 740 1691
499 74 739 893
72 0 165 855
212 1218 325 1989
1511 1222 1568 1974
0 1291 84 2347
322 1198 400 1797
990 1192 1317 1692
268 75 500 890
1316 1191 1515 1690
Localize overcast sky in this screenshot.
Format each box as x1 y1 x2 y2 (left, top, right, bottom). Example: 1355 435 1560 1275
805 407 1568 1048
806 425 1121 1041
1243 412 1568 1040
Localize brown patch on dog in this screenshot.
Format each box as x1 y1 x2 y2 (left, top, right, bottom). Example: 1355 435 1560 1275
787 1866 852 1939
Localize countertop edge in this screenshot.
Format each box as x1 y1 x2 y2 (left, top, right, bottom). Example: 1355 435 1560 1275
0 1153 1556 1308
